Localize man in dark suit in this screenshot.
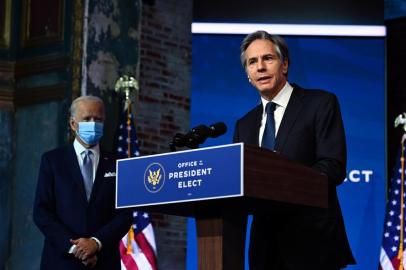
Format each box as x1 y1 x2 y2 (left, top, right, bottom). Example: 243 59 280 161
33 95 132 269
233 31 356 269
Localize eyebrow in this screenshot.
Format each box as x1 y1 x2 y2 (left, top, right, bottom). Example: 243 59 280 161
247 53 277 63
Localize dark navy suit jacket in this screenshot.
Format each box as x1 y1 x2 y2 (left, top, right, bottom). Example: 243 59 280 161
33 144 132 270
233 84 355 269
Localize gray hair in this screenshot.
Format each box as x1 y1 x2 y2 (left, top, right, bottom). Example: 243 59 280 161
69 95 104 118
240 30 289 69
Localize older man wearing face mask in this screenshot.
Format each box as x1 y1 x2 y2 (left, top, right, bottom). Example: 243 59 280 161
33 95 132 270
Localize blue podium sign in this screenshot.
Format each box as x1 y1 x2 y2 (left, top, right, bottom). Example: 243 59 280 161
116 143 244 208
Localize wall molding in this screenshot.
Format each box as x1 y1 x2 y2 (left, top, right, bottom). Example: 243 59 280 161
0 54 69 109
0 83 67 109
15 53 69 77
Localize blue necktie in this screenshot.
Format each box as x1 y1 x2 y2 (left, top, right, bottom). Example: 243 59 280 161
82 150 93 200
261 102 276 150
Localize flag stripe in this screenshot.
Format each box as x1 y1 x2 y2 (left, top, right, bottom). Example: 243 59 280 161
380 248 395 270
120 240 139 270
134 230 158 270
143 224 157 252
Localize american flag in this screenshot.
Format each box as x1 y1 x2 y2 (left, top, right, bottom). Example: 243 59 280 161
116 104 158 270
379 136 406 270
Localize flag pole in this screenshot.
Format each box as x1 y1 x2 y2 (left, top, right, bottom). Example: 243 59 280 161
395 113 406 270
115 75 139 255
115 74 139 160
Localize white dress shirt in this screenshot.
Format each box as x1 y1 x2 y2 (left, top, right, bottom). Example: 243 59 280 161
259 82 294 147
73 139 100 182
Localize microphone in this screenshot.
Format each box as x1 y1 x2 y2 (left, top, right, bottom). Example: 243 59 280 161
170 122 227 150
207 122 227 138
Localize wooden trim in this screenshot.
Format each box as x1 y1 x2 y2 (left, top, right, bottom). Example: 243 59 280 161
0 54 69 77
15 53 69 77
15 83 67 106
0 59 14 73
0 88 14 110
0 0 11 48
0 83 67 109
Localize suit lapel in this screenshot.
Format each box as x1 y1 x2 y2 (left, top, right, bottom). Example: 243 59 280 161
275 86 304 151
89 151 111 202
65 145 88 202
248 104 263 146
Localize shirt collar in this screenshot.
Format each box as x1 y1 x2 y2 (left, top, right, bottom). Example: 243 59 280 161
261 81 293 112
73 139 100 158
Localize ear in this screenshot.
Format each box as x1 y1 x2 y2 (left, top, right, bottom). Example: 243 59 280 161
282 59 289 75
69 117 77 132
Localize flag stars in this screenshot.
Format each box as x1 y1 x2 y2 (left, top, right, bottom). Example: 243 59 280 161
392 246 397 252
143 213 149 219
390 211 395 216
385 232 390 237
398 179 402 184
395 189 400 195
397 225 401 230
393 200 398 205
117 147 123 152
387 221 393 227
394 236 400 241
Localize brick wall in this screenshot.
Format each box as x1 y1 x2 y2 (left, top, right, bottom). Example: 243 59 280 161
137 0 192 269
137 0 192 155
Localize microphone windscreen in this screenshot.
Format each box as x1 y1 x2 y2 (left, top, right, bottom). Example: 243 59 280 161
209 122 227 138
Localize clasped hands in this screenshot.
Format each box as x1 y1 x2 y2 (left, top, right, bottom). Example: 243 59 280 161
70 238 99 268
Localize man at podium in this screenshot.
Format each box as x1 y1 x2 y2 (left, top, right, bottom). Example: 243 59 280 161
233 31 356 270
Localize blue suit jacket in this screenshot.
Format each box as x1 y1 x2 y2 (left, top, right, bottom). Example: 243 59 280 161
33 144 132 270
233 84 355 269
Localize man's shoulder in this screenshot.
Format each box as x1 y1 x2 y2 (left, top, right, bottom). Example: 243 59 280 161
292 83 336 100
42 144 72 158
237 103 262 124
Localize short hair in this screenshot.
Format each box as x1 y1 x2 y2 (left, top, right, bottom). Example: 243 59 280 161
240 30 289 69
69 95 104 118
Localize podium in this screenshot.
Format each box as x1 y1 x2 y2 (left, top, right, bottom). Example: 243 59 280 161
116 143 327 270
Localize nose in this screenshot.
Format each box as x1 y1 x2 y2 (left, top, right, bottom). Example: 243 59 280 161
257 59 266 71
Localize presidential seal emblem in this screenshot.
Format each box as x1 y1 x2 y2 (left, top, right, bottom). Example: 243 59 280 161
144 162 166 193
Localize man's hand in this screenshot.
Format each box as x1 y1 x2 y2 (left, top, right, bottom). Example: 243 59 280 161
70 238 99 261
82 254 98 268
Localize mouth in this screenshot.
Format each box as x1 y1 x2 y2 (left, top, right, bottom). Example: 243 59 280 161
257 76 272 83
